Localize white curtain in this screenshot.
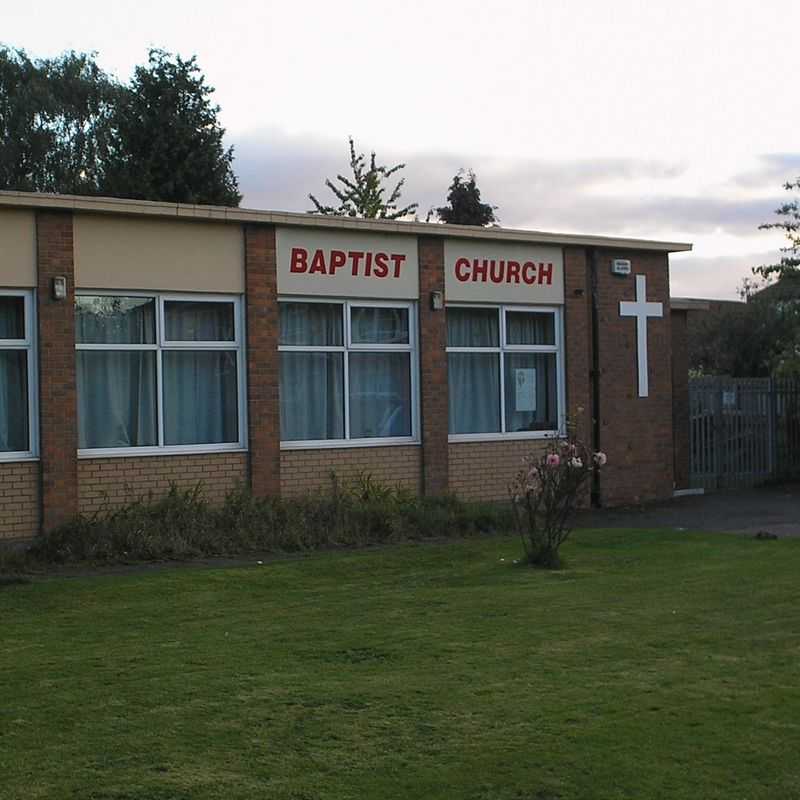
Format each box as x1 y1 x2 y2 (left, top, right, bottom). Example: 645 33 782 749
76 296 155 344
351 307 408 344
505 312 554 345
163 351 238 445
165 301 234 341
77 351 157 448
504 353 557 432
280 303 342 346
0 297 24 339
349 352 410 438
0 351 28 452
280 352 344 440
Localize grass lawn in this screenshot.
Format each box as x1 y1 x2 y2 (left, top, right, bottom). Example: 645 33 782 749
2 529 800 800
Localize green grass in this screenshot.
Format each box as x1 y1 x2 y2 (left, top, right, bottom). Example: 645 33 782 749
2 529 800 800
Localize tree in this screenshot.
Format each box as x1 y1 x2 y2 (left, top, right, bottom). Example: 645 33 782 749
309 137 417 219
434 169 497 226
0 47 118 195
101 49 240 206
756 177 800 280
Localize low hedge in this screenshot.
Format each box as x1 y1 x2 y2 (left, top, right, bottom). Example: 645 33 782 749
4 473 512 568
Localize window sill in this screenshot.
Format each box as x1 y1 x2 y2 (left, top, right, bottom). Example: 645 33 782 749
0 454 39 464
77 446 248 460
448 431 562 443
281 437 420 451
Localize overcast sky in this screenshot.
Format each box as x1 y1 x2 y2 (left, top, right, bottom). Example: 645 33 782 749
5 0 799 298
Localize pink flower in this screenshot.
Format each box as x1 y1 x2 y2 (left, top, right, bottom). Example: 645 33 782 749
546 453 560 467
593 451 608 467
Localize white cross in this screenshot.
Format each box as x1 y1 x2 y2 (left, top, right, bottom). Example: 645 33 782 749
619 274 663 398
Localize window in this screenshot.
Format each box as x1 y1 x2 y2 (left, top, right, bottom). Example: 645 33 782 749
446 305 563 438
75 293 245 454
0 291 37 459
279 300 417 446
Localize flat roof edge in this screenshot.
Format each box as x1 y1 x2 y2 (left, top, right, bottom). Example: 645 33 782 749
0 190 693 253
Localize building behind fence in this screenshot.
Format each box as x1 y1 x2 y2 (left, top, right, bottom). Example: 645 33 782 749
689 377 800 489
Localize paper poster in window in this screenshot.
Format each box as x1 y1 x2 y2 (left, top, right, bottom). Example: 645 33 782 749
515 368 536 412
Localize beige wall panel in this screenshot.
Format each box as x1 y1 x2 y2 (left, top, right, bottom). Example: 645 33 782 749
74 214 244 292
445 239 564 304
0 209 37 287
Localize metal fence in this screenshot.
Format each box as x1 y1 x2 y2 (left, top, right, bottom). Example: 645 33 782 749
689 377 800 489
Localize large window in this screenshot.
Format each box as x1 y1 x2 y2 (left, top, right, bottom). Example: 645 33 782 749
75 293 245 454
447 305 563 438
279 300 417 446
0 291 36 459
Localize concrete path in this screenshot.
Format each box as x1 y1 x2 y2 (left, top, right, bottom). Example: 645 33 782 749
575 483 800 537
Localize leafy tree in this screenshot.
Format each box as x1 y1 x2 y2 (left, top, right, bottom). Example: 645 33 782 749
689 279 800 378
756 177 800 280
309 137 417 219
0 46 118 195
435 169 497 226
101 49 240 205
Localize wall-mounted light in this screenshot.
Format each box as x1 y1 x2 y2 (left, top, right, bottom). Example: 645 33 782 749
51 276 67 301
430 290 444 311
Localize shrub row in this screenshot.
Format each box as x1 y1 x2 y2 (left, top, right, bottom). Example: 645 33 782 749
4 473 513 568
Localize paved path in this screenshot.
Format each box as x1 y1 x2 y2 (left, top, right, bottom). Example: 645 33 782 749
575 483 800 537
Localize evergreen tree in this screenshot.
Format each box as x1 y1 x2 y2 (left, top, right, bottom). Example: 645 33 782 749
309 137 417 219
101 49 241 205
756 177 800 280
435 169 497 226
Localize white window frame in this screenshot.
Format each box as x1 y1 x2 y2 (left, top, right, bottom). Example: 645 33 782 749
0 289 38 461
279 296 420 450
446 303 566 442
75 290 247 458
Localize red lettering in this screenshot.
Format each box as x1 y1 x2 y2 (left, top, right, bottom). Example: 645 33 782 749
507 260 521 283
538 262 553 285
329 250 347 274
390 254 406 278
349 251 364 275
472 258 488 282
522 261 536 285
454 257 470 282
374 252 389 278
309 249 327 274
489 260 504 283
364 252 373 277
290 247 308 273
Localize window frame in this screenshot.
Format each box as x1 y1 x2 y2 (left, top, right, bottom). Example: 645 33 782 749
75 290 247 458
0 289 38 461
278 296 420 449
446 303 566 442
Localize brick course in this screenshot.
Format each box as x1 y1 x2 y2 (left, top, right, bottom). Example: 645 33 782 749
449 440 549 502
0 462 40 540
36 211 78 531
77 453 248 514
418 237 449 494
281 446 422 496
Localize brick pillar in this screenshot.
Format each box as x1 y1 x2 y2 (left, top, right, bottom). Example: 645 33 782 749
671 309 690 489
244 224 281 497
563 247 593 446
418 236 448 495
36 211 78 531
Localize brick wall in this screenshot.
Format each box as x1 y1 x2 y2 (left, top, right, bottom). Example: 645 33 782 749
0 462 40 540
595 250 674 505
245 224 280 497
449 440 549 502
418 237 449 494
77 453 248 515
36 211 78 530
281 446 422 497
671 309 690 489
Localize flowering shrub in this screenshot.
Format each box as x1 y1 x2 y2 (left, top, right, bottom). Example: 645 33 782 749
509 438 607 568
